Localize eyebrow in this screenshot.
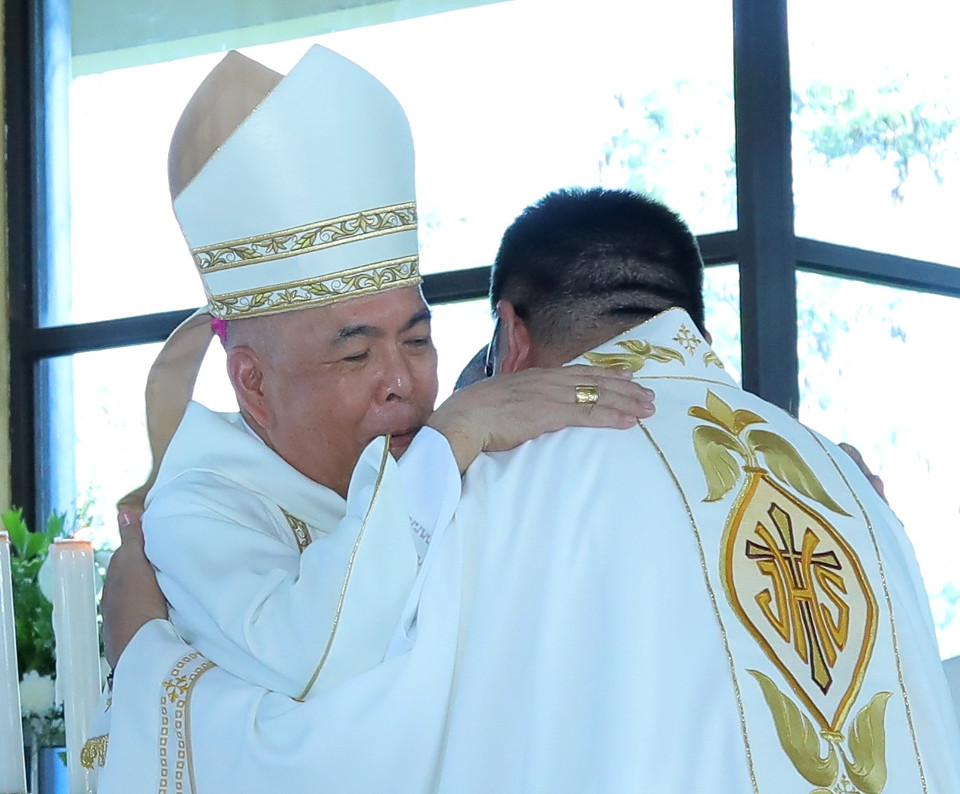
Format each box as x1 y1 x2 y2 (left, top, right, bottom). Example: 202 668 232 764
333 307 432 344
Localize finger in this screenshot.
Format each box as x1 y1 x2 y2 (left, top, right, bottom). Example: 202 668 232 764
551 365 654 400
561 363 632 379
539 375 655 419
117 509 145 547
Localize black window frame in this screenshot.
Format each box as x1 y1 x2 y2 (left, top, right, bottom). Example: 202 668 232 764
6 0 960 527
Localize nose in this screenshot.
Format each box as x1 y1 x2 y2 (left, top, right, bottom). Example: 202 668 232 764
378 348 414 403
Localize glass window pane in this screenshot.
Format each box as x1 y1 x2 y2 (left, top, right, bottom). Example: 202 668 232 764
797 272 960 658
789 0 959 266
40 338 236 546
39 347 155 546
54 0 734 325
703 264 741 384
431 298 494 401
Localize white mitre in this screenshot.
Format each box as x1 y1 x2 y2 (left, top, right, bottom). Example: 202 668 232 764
173 45 420 319
120 45 420 511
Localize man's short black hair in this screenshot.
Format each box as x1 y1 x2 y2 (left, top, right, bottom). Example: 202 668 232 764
490 188 706 348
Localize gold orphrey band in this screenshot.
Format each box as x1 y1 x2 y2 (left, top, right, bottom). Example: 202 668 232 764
192 202 418 273
207 255 421 320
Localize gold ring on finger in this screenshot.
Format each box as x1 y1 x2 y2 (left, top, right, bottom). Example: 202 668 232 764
574 384 599 405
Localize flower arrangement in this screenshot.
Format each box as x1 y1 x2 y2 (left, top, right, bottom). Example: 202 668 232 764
4 507 68 746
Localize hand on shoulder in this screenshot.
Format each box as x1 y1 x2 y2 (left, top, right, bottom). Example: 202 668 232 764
427 365 655 473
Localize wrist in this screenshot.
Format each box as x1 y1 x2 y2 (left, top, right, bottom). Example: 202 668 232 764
425 415 478 474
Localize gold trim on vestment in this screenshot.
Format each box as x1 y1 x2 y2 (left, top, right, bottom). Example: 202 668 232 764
159 652 215 794
80 734 109 768
280 507 312 552
637 418 761 794
207 256 421 319
809 431 929 792
296 435 393 701
192 202 418 273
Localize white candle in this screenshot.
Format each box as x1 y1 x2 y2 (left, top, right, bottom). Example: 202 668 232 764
0 532 27 794
51 539 100 794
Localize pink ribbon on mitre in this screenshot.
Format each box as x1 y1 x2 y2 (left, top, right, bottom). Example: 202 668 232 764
211 316 228 346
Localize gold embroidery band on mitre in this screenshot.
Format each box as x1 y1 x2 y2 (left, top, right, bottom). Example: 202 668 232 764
207 255 421 320
192 201 418 273
80 734 109 768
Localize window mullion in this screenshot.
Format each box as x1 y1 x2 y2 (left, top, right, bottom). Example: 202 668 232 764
732 0 799 415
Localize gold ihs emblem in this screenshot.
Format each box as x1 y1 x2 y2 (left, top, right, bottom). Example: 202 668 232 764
691 391 888 794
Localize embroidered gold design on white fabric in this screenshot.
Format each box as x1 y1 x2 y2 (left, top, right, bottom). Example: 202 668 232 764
208 256 420 319
638 420 761 794
673 323 703 353
704 350 725 369
193 202 417 273
811 432 929 792
159 653 215 794
690 391 850 516
583 338 685 372
80 734 109 768
689 390 890 793
297 436 393 701
280 507 312 552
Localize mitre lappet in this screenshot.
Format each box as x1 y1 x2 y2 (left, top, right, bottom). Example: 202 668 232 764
119 44 421 511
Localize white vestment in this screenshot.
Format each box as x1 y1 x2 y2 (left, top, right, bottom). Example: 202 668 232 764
99 310 960 793
142 401 461 698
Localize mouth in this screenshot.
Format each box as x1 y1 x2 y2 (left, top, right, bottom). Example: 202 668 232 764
386 427 419 457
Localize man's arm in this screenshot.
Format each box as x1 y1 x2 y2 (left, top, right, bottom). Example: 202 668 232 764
102 510 167 668
429 364 654 473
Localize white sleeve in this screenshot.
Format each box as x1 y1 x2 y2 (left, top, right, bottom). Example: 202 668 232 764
144 438 422 699
396 426 462 563
97 620 195 794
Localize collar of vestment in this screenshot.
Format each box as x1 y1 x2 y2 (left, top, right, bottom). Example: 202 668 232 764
568 307 735 387
147 401 347 524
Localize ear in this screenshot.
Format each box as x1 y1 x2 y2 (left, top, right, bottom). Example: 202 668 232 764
227 346 272 427
497 300 535 373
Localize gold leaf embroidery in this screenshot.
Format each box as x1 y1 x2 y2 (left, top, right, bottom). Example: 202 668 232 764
749 669 839 788
208 256 420 320
746 429 852 517
583 338 685 372
842 692 891 794
704 350 725 369
194 202 417 272
692 425 746 502
689 392 850 518
80 734 108 768
706 390 738 434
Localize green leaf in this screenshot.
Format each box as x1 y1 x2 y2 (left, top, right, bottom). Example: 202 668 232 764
746 429 852 517
749 669 838 787
692 425 745 502
45 511 66 539
2 508 29 556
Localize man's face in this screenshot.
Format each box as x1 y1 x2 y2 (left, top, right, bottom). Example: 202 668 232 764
257 286 438 497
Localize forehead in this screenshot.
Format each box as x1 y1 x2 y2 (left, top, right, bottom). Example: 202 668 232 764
287 285 429 337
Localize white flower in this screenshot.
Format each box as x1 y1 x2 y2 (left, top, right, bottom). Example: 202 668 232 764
19 671 56 716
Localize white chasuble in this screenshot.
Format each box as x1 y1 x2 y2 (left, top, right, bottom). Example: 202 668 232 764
98 310 960 794
438 309 960 793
